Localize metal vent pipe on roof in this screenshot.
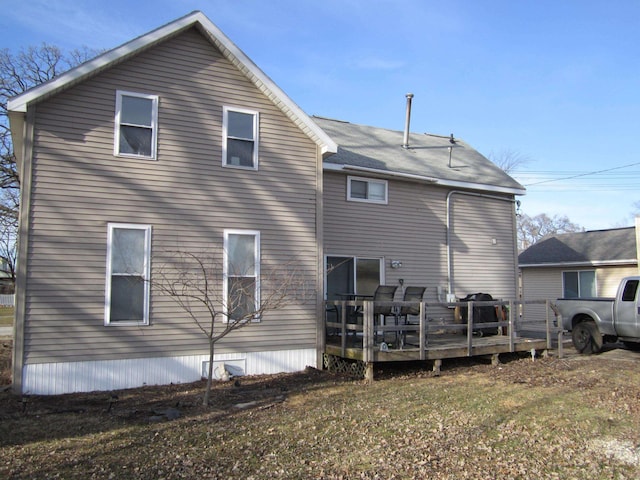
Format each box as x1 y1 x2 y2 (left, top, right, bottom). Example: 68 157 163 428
402 93 414 149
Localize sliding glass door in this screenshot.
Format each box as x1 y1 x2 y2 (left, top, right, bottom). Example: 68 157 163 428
325 256 382 300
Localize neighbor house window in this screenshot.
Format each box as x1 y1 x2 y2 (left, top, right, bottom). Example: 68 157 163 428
224 230 260 321
563 270 596 299
105 224 152 325
347 176 388 204
114 91 158 159
223 106 259 169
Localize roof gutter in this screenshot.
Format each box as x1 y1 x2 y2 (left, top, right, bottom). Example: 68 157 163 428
519 259 638 269
436 177 525 196
323 162 525 195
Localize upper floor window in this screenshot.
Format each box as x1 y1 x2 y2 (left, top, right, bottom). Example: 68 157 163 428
563 270 596 299
114 91 158 159
347 176 388 204
223 106 259 169
105 224 152 325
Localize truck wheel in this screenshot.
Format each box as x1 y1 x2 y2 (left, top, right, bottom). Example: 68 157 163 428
572 320 602 354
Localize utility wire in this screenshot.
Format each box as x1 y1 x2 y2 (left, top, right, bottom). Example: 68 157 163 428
522 161 640 187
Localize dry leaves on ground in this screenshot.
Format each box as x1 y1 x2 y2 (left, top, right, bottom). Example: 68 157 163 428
2 344 640 479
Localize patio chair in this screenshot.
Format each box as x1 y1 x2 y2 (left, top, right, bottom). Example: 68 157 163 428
397 286 427 322
396 286 427 346
350 285 398 343
372 284 399 316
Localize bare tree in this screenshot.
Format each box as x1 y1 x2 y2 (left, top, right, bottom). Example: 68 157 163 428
0 44 100 288
154 249 310 406
489 148 532 174
517 212 583 251
0 189 18 287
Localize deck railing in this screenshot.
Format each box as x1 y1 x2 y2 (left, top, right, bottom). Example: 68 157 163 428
324 298 562 363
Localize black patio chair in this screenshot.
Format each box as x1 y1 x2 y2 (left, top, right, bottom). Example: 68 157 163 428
397 286 427 322
350 285 398 344
371 284 399 318
396 286 426 346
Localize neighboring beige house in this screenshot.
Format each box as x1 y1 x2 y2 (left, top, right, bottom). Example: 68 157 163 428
519 221 640 323
8 11 525 395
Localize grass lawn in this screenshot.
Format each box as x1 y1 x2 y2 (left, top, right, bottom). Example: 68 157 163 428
2 347 640 479
0 306 13 327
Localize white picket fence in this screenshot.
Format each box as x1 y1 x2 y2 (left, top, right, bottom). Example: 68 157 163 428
0 294 14 306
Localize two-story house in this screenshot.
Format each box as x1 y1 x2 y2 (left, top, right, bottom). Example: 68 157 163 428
8 11 525 394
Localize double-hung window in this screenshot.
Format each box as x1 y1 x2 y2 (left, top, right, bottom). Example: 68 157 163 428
105 224 152 325
114 91 158 159
224 230 260 321
347 176 388 204
223 106 259 169
562 270 596 299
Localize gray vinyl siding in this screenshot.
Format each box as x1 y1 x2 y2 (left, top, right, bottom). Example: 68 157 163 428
448 193 518 300
323 172 518 316
324 173 446 302
520 268 561 324
23 28 319 364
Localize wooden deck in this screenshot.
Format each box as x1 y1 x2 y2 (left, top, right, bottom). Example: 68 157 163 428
323 299 562 379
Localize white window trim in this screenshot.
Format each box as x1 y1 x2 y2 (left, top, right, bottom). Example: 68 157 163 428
223 229 261 322
222 106 259 170
114 90 159 160
105 223 152 326
347 176 388 204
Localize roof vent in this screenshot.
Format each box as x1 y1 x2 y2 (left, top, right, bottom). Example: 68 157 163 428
402 93 414 149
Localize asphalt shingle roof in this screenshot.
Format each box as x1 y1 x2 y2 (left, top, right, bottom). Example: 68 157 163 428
313 116 525 194
518 227 637 266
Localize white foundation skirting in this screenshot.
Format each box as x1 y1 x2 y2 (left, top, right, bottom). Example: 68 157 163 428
22 348 317 395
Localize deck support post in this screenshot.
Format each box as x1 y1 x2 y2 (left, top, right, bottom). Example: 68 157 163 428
419 302 426 360
557 330 565 358
433 359 442 376
491 353 500 366
508 300 515 352
364 362 374 382
545 300 553 350
466 301 474 356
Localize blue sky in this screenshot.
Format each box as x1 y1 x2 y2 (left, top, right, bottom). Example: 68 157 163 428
3 0 640 231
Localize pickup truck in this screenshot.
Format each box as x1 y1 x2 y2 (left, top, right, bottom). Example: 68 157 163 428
554 276 640 354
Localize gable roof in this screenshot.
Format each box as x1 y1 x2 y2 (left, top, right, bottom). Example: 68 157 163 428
518 227 638 267
7 11 337 160
313 116 525 195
